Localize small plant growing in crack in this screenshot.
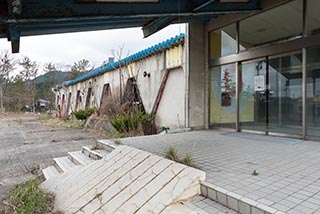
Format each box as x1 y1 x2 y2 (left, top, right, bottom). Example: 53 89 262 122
182 153 193 167
165 147 179 162
114 140 122 145
252 170 259 176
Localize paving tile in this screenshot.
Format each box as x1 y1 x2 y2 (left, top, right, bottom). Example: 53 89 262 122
120 130 320 213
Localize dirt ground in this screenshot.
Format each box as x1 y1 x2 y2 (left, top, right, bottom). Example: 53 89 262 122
0 113 100 211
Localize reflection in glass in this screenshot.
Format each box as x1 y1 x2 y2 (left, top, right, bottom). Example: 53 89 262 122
210 64 237 128
239 0 302 51
307 0 320 36
209 24 237 60
240 59 267 132
268 53 302 135
307 47 320 138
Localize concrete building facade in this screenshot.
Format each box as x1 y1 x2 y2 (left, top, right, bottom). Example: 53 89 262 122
188 0 320 140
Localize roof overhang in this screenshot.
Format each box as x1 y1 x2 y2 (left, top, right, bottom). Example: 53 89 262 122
0 0 261 53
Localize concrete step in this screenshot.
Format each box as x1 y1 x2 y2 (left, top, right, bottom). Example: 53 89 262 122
54 156 78 172
200 182 283 214
68 151 95 166
82 146 109 160
42 165 61 180
96 139 117 152
41 146 206 214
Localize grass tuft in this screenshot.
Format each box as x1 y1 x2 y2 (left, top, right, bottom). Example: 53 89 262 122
4 179 55 214
182 153 193 167
252 170 259 176
165 147 179 162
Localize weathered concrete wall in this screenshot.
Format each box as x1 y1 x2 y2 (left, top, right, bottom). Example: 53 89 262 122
156 67 185 129
136 52 166 113
187 23 207 129
55 44 186 129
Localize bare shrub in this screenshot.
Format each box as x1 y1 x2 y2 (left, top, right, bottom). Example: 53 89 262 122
99 87 129 118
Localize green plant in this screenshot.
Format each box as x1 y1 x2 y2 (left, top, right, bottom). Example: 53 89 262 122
4 179 53 214
182 153 193 167
114 132 125 139
252 170 259 176
165 147 179 162
73 107 96 120
110 108 153 135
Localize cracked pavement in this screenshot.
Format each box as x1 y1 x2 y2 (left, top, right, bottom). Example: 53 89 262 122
0 114 99 211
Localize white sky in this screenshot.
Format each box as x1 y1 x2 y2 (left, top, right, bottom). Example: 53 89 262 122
0 24 185 75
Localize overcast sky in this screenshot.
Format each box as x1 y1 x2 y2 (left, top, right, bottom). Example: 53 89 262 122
0 24 185 75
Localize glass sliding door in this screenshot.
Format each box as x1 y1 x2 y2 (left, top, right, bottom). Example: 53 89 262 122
307 47 320 139
268 52 303 135
240 59 267 132
239 53 303 136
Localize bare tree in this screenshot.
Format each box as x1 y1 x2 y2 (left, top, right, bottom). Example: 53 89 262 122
111 45 131 102
0 50 16 113
19 56 38 112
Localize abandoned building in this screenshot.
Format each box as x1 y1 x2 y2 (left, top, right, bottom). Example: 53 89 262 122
53 34 186 130
186 0 320 141
50 0 320 140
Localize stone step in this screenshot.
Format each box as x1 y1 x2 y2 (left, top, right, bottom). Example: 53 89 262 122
82 146 109 160
54 156 78 172
96 139 117 152
200 182 284 214
68 150 95 165
41 146 206 214
42 165 61 180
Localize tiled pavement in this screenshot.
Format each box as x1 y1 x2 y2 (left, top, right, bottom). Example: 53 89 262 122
119 130 320 214
189 195 238 214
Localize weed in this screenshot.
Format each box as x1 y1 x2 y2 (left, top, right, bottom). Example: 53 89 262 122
114 140 122 145
114 132 125 139
164 147 195 167
16 118 23 125
182 153 193 167
165 147 179 162
73 108 96 120
252 170 259 176
38 114 53 121
4 179 54 214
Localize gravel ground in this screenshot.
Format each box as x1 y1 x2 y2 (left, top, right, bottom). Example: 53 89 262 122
0 114 100 211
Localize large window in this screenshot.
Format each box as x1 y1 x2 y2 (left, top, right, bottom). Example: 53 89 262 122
307 0 320 36
209 24 237 60
307 47 320 138
239 0 303 50
210 63 237 128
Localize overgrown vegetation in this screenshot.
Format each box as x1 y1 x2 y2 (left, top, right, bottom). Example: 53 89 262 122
99 87 154 138
165 147 194 167
110 108 153 136
73 107 96 120
4 179 55 214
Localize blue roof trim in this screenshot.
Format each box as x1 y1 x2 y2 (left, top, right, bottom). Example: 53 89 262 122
58 33 185 89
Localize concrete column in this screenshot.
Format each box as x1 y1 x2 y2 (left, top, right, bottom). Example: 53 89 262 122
187 23 207 129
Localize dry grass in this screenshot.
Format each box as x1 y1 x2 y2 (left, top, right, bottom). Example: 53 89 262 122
3 178 58 214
